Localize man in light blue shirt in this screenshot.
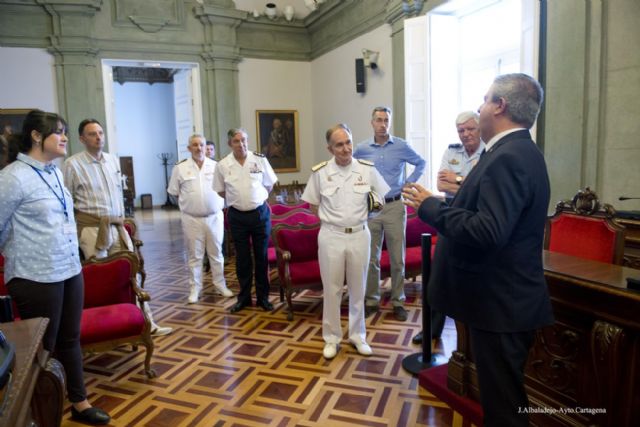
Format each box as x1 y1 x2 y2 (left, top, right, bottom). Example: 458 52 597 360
354 106 426 321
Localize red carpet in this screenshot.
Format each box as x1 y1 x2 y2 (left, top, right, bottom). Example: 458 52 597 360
419 363 483 426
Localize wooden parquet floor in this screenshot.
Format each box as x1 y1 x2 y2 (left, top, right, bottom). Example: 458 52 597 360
62 208 462 427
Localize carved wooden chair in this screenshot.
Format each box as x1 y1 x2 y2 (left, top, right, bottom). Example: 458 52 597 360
270 201 311 216
545 187 626 264
269 209 320 299
271 222 322 320
0 252 156 378
81 251 156 378
123 218 147 288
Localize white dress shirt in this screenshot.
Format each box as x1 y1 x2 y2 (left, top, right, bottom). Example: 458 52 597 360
168 157 224 216
302 158 390 227
213 152 277 211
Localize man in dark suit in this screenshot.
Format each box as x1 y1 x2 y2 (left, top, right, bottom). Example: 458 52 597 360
402 73 554 427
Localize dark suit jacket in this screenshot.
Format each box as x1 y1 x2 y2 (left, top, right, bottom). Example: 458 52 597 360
419 129 554 332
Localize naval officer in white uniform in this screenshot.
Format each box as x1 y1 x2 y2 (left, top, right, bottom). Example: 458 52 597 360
213 128 278 313
302 123 390 359
168 134 233 303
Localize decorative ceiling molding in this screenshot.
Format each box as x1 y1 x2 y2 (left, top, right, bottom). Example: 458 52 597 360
113 0 182 32
127 15 170 33
112 66 177 85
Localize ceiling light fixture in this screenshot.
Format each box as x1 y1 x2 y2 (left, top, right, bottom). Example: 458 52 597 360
264 2 277 20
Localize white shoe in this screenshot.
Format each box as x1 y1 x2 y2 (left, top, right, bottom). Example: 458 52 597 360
188 288 199 304
151 324 173 336
323 343 338 359
214 283 233 298
350 341 373 356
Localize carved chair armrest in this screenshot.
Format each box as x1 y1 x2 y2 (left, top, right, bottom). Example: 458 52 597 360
130 271 150 303
277 250 293 287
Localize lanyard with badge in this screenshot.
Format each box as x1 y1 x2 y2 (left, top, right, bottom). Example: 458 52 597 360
30 165 76 235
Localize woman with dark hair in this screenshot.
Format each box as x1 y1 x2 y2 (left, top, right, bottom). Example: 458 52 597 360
0 110 110 425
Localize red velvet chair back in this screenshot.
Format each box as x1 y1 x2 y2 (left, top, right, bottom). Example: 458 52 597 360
545 188 625 265
82 253 138 308
272 222 320 263
271 222 322 320
270 202 311 216
123 221 134 238
406 207 438 247
269 209 319 249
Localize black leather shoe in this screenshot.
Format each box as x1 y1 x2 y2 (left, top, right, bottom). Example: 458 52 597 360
257 300 273 311
393 306 408 321
230 301 249 313
71 406 111 425
364 305 379 318
412 331 441 344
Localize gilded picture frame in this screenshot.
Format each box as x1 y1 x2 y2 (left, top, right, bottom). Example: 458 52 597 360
0 109 33 135
256 110 300 173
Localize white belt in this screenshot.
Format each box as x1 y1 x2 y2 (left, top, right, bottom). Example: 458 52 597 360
322 223 366 234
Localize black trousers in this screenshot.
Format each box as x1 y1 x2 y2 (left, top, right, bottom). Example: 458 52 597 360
228 202 271 305
430 309 446 338
7 273 87 403
469 327 535 427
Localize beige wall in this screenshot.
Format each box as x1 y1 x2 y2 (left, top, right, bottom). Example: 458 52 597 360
237 58 313 184
310 24 394 165
1 0 639 210
543 0 640 211
601 0 640 211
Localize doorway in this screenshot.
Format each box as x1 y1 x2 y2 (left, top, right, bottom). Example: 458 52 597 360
101 59 204 207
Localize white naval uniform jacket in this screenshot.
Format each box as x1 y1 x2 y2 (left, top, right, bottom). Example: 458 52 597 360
167 157 224 216
302 158 390 227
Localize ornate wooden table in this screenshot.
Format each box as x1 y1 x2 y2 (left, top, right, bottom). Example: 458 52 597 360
447 251 640 427
0 317 65 427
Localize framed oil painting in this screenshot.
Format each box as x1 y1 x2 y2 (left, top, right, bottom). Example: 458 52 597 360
256 110 299 173
0 109 33 135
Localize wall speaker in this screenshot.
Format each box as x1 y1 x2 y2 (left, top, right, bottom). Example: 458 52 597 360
355 58 365 93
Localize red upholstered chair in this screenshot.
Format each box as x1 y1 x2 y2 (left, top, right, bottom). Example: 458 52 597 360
123 218 147 287
270 202 311 216
269 209 319 266
0 252 155 378
380 206 438 281
271 222 322 320
545 187 625 264
81 252 156 378
269 209 319 301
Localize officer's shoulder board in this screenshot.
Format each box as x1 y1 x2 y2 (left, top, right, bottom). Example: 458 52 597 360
177 158 188 164
311 160 328 172
253 151 265 157
357 159 374 167
448 143 462 149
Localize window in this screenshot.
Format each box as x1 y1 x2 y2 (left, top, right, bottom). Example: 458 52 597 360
405 0 538 191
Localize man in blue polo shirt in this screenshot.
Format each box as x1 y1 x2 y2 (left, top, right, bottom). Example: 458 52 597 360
354 106 426 321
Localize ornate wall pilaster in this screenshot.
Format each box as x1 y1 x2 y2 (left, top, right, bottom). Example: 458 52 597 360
385 0 410 139
37 0 103 152
194 2 244 154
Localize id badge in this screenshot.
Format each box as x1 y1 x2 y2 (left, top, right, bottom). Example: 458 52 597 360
63 222 77 235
